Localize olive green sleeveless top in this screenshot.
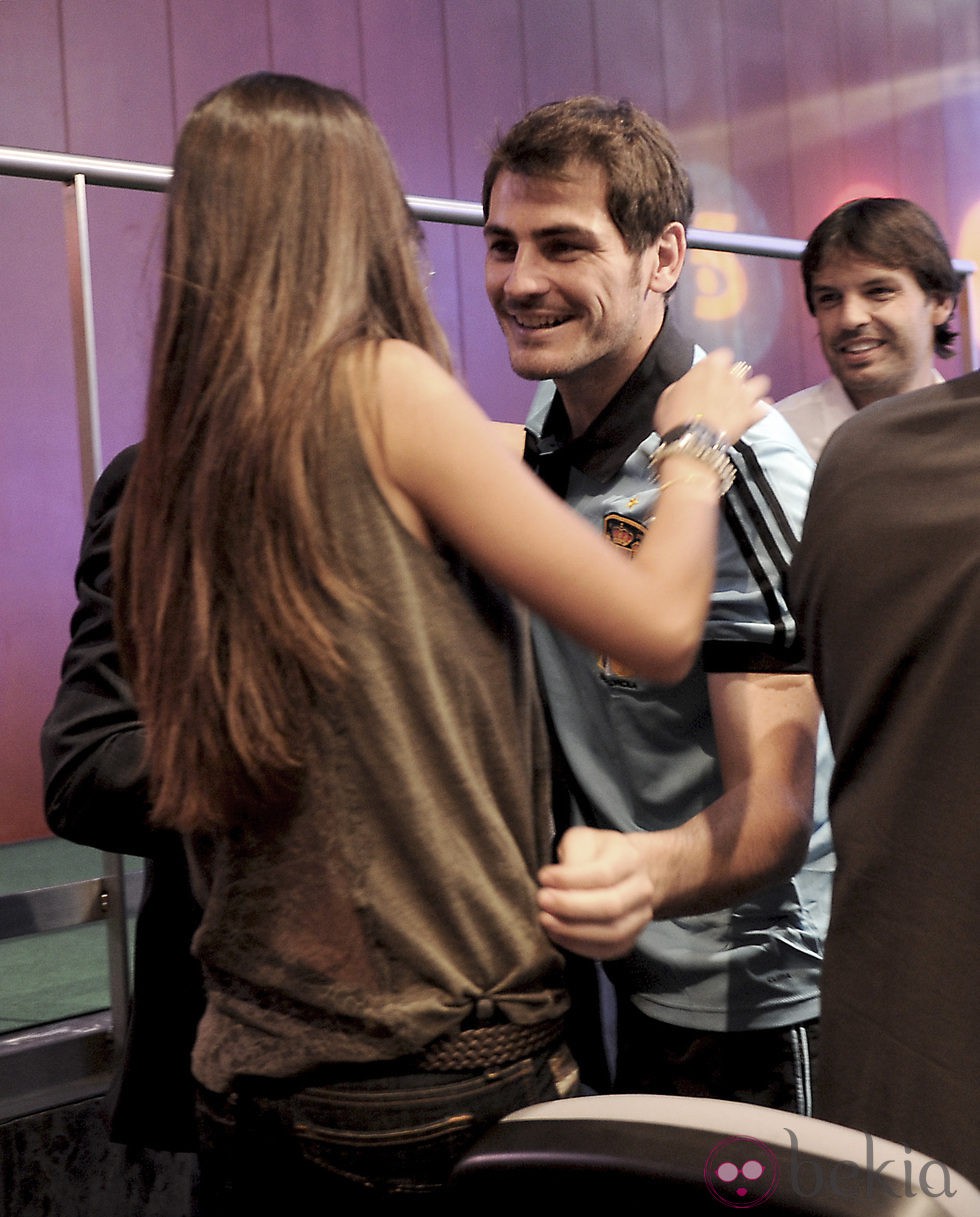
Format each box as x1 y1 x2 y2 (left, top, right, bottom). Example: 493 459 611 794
190 394 566 1092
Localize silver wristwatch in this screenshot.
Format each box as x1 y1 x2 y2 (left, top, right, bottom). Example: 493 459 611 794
648 422 736 495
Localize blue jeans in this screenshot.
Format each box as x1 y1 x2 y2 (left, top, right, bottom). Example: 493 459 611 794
196 1043 578 1215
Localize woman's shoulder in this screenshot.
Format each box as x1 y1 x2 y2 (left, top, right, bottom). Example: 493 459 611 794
376 337 449 385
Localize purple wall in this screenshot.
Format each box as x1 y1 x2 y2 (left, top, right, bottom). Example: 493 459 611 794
2 0 979 841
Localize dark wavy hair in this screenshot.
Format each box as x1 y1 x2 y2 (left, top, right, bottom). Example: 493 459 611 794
802 197 961 357
483 95 693 253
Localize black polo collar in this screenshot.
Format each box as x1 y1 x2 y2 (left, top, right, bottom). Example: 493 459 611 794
525 317 698 490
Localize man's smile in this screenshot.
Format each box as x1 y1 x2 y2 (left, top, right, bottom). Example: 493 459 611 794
835 335 884 357
507 312 574 331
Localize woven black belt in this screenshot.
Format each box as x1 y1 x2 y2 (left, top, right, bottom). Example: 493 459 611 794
417 1016 565 1073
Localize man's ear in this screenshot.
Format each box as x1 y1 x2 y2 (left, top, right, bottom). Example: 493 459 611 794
929 293 955 326
644 221 687 295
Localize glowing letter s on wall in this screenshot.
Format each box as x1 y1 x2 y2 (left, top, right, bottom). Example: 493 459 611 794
690 211 748 322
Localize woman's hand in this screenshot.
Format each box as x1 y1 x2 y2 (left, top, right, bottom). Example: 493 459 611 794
653 348 770 443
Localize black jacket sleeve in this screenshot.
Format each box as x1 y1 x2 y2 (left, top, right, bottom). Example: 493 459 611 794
39 444 160 857
40 444 207 1153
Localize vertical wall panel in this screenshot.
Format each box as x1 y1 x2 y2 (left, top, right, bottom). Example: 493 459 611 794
937 0 980 360
779 3 846 392
360 0 452 198
722 1 794 237
60 0 174 161
443 0 531 419
268 0 365 95
716 0 797 389
0 4 75 841
82 189 166 462
443 0 528 197
658 0 730 171
0 0 66 150
0 180 79 844
780 4 846 234
835 0 900 197
593 0 667 117
359 0 462 369
523 0 597 110
169 0 273 121
656 2 740 378
656 0 732 218
59 0 176 466
887 0 948 231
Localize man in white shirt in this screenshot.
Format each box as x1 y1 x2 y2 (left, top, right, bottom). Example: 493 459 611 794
777 198 960 460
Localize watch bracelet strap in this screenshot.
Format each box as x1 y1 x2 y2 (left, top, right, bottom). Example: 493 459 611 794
648 421 736 495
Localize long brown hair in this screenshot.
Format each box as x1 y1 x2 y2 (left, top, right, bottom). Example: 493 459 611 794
114 73 450 832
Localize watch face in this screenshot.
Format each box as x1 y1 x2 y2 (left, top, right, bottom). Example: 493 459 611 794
650 428 735 494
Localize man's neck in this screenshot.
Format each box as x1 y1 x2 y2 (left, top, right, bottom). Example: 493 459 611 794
555 309 666 438
842 364 941 411
558 366 635 438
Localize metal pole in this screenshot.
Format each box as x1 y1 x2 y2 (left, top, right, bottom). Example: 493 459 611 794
63 172 131 1052
17 144 975 271
99 854 131 1058
63 174 103 504
958 274 979 377
1 144 172 192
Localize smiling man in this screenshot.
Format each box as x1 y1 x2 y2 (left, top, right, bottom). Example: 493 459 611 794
482 97 834 1113
777 197 960 460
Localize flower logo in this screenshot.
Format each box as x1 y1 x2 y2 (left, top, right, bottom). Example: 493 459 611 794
704 1135 780 1209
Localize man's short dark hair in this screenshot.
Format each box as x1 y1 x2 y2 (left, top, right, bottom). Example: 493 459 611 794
801 197 961 357
482 95 693 253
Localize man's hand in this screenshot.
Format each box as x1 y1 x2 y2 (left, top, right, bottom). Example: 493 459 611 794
537 825 654 960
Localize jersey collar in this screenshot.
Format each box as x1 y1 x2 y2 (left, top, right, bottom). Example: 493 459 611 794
525 315 698 489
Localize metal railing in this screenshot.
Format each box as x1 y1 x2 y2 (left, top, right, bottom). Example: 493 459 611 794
0 866 143 1121
3 142 976 509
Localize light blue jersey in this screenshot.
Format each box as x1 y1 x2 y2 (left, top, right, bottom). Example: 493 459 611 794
526 321 834 1032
